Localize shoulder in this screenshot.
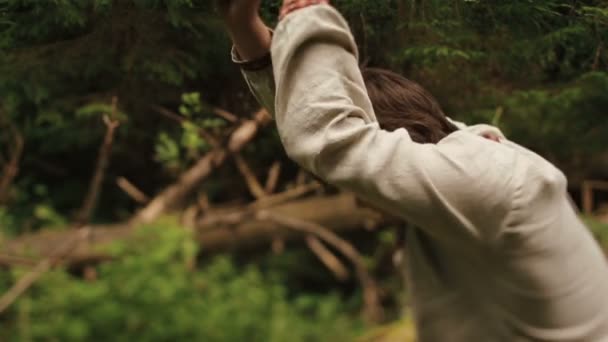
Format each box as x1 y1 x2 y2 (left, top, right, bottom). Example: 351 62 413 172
500 139 569 225
416 130 520 241
436 129 518 180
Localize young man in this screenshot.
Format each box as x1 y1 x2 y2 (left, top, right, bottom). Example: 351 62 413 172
218 1 608 340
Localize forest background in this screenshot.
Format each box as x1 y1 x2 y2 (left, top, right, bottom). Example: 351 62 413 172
0 0 607 341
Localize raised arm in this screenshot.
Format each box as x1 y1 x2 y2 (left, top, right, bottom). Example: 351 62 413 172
270 4 517 242
221 2 515 243
217 0 270 61
217 0 276 113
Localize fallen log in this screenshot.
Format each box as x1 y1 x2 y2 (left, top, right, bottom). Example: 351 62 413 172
1 193 388 266
196 192 384 253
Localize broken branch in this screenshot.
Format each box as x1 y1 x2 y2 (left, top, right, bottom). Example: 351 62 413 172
116 177 149 204
74 97 120 226
306 235 350 282
264 161 281 194
256 211 384 322
248 182 322 211
233 153 267 199
133 109 271 224
150 104 220 148
212 107 239 123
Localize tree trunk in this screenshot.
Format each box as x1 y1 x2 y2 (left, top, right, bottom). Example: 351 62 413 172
1 193 389 267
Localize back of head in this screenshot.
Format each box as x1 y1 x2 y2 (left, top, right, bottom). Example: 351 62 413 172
362 67 458 144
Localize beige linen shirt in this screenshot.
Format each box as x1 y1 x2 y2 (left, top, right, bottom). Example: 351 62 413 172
236 4 608 341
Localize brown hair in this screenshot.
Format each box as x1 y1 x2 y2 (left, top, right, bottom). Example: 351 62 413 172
362 68 458 144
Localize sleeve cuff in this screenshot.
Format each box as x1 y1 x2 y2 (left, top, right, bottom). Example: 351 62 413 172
231 48 272 71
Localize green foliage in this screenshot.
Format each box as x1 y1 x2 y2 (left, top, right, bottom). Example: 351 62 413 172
0 222 364 342
583 216 608 247
75 103 127 121
0 206 15 240
350 0 608 172
499 72 608 157
155 131 182 170
0 2 607 340
1 0 606 229
0 0 237 226
154 92 226 172
32 203 67 227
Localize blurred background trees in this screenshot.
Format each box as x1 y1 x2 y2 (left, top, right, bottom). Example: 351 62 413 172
0 0 607 340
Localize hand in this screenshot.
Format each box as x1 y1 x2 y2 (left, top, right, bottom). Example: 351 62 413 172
216 0 271 61
216 0 262 24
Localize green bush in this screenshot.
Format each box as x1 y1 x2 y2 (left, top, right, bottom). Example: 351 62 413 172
583 216 608 249
0 221 364 342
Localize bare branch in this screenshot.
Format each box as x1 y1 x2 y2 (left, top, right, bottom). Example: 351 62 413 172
257 211 384 322
233 153 267 199
306 235 350 281
295 169 308 186
228 109 272 152
133 150 227 224
266 160 286 253
150 104 186 123
265 161 281 194
75 97 120 226
150 104 220 148
212 107 239 123
228 120 258 152
248 182 322 210
195 182 324 229
116 177 149 204
133 109 271 224
197 192 210 212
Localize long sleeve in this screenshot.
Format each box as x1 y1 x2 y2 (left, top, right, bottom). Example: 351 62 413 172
255 9 608 340
235 45 471 134
267 4 519 244
231 47 276 116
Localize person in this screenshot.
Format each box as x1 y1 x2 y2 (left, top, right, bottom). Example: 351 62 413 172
218 0 608 340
